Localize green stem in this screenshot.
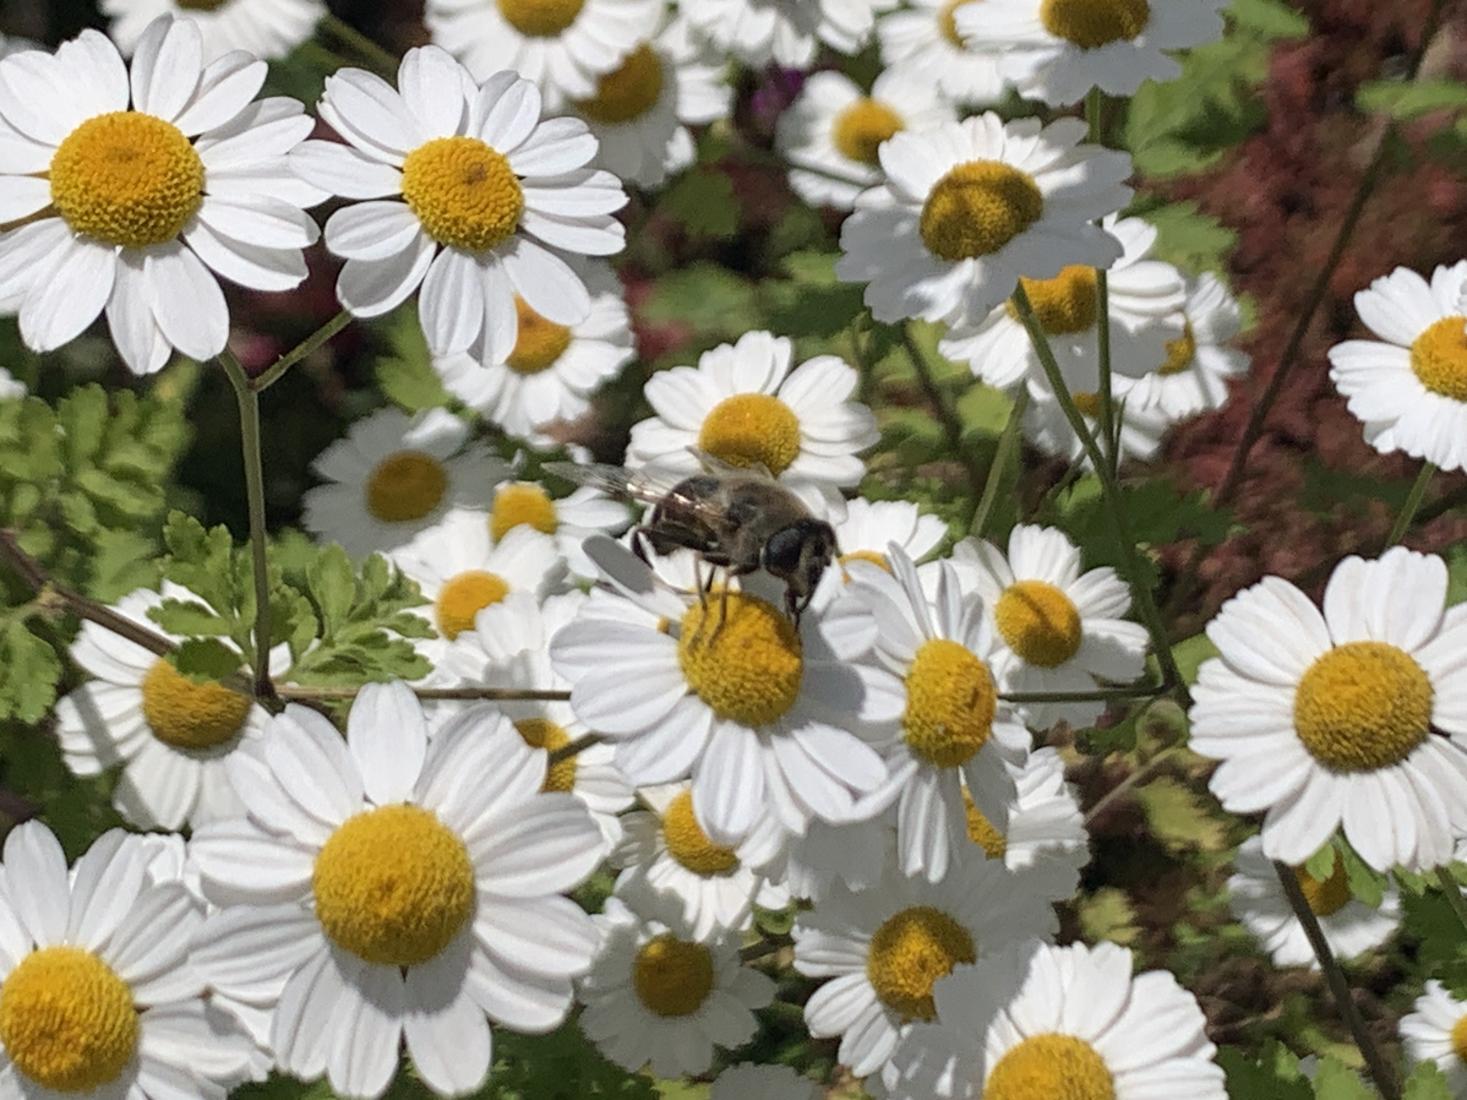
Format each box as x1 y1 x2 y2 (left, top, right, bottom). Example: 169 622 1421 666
221 352 275 701
1435 866 1467 940
252 309 353 393
900 323 987 522
319 14 400 77
971 388 1029 537
1385 463 1435 547
1011 283 1188 705
1001 680 1168 705
1084 89 1118 475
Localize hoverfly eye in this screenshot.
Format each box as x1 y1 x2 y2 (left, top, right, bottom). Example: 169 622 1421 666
763 527 804 577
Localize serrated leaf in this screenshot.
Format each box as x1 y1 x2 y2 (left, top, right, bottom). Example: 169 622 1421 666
1357 79 1467 120
1218 1042 1312 1100
376 312 450 413
1404 1061 1455 1100
1311 1056 1373 1100
1136 776 1229 852
638 263 760 342
149 598 231 637
0 621 61 723
1228 0 1309 38
1304 842 1338 881
1138 202 1240 273
1077 887 1140 945
1337 841 1385 908
309 544 357 630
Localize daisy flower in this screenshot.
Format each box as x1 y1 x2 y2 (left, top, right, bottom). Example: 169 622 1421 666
102 0 325 61
1190 547 1467 874
189 683 605 1100
958 0 1227 106
482 474 631 578
885 940 1225 1100
0 18 323 375
444 589 635 849
425 0 662 108
1328 261 1467 473
52 583 284 830
947 524 1149 732
836 114 1132 325
938 214 1186 393
775 67 955 212
435 259 636 440
0 822 257 1100
1227 836 1400 969
627 330 879 511
291 47 627 362
794 861 1056 1079
610 781 789 941
300 407 508 559
550 537 899 846
683 0 896 67
1402 981 1467 1095
809 496 948 611
1124 271 1249 420
712 1064 820 1100
578 894 775 1078
876 0 1007 105
846 548 1031 884
773 803 896 901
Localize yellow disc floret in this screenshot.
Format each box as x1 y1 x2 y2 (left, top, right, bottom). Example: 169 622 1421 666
866 906 976 1021
963 790 1008 859
0 946 138 1092
1293 641 1433 772
49 112 204 248
141 659 251 750
994 580 1083 668
365 450 449 523
1409 315 1467 402
662 791 740 877
937 0 969 45
632 934 715 1017
1072 391 1103 418
515 717 578 792
497 0 585 35
577 44 664 124
507 296 573 375
1158 322 1197 375
401 136 524 253
1293 862 1351 918
985 1033 1117 1100
434 570 510 640
697 393 803 476
920 161 1043 262
832 98 905 166
1007 266 1099 335
1452 1013 1467 1063
1039 0 1151 49
313 804 476 967
679 593 803 726
491 481 561 541
902 638 997 767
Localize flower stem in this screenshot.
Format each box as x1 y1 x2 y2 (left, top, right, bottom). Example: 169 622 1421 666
548 733 602 766
1273 860 1401 1100
971 388 1028 537
221 351 275 701
1085 89 1118 475
1435 866 1467 940
1001 680 1168 705
251 309 353 393
900 322 988 521
275 684 573 703
1385 462 1435 547
319 14 400 77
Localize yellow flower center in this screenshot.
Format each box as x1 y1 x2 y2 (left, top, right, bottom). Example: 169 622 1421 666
0 946 138 1092
1293 642 1433 772
1039 0 1151 48
903 638 997 767
938 0 970 45
1006 266 1099 335
920 161 1044 262
1451 1014 1467 1063
365 450 449 524
49 112 204 249
1158 321 1197 375
994 579 1083 668
1293 862 1351 918
401 136 524 253
506 296 574 375
632 934 714 1017
577 44 664 124
697 393 803 476
662 791 740 877
312 804 476 967
514 718 578 793
140 659 251 750
986 1033 1117 1100
1072 391 1103 417
832 98 905 166
498 0 585 35
1409 315 1467 402
490 481 561 541
679 593 803 726
963 789 1008 859
866 906 976 1021
434 570 510 641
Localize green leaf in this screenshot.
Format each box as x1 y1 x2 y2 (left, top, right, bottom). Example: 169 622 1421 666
308 544 357 632
1136 776 1229 852
1337 841 1386 908
1172 633 1220 686
660 168 740 240
1311 1056 1373 1100
1138 202 1240 274
1218 1042 1311 1100
0 621 61 723
172 638 245 682
376 308 449 412
1404 1061 1455 1100
1304 842 1338 882
1228 0 1309 38
1357 79 1467 120
639 263 761 344
149 598 231 637
1077 887 1140 945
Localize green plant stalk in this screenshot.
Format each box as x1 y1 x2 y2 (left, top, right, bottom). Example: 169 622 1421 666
1435 866 1467 941
319 14 400 77
221 352 275 700
1385 462 1435 547
1010 283 1188 705
252 309 353 393
1085 89 1118 475
971 388 1029 537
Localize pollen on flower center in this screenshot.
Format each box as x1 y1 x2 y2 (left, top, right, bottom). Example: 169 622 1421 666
401 136 524 253
632 934 714 1017
697 393 803 476
365 450 449 524
313 804 475 966
1293 862 1351 918
1293 641 1433 772
937 0 970 46
920 160 1044 262
1409 315 1467 402
994 579 1083 668
1159 321 1197 375
577 43 664 124
1006 266 1099 335
832 98 905 166
985 1033 1117 1100
435 570 510 640
662 791 740 877
903 638 997 768
963 789 1008 859
491 481 561 540
0 946 138 1092
866 905 976 1021
498 0 585 35
679 592 803 726
141 659 251 750
515 717 578 792
1451 1014 1467 1063
1039 0 1151 49
506 296 573 375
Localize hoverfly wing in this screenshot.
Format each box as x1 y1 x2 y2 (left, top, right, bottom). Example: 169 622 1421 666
685 446 777 482
542 461 695 510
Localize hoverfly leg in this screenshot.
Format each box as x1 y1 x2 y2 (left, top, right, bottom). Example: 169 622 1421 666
717 576 731 637
631 526 654 567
